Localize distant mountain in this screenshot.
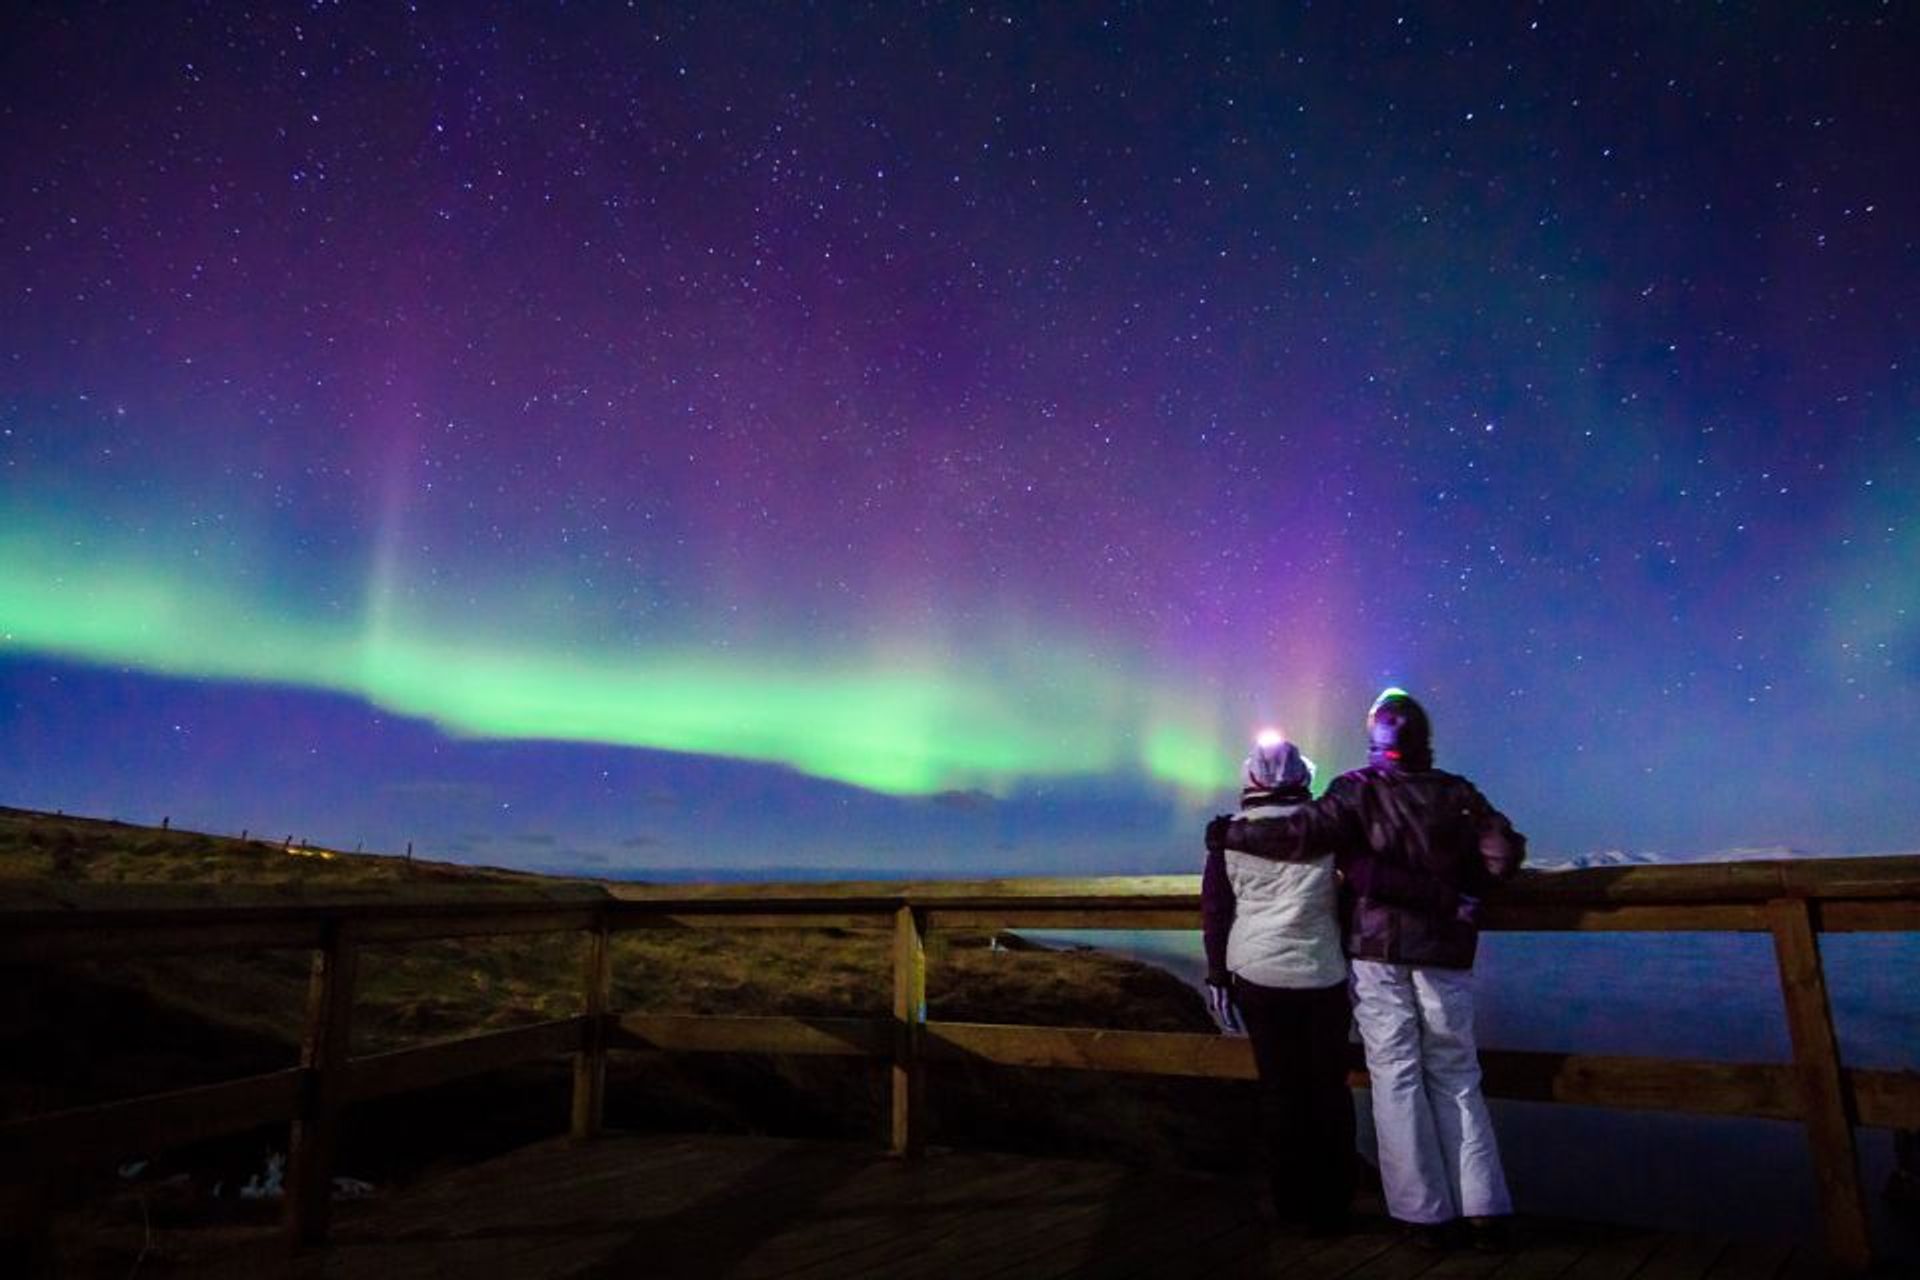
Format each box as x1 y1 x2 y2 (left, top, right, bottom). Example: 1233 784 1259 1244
1531 849 1664 871
1531 844 1827 871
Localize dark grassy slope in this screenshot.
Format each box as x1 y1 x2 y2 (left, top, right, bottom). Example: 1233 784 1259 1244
0 807 1253 1187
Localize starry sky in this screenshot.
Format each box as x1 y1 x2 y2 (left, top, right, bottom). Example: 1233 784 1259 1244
2 3 1915 875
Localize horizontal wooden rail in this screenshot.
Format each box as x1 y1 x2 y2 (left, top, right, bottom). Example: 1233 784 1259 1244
614 1012 892 1057
612 911 893 932
1480 902 1774 932
926 1021 1254 1078
1472 1053 1920 1130
1820 899 1920 933
354 907 601 943
0 884 608 961
346 1018 588 1103
6 857 1919 963
916 1023 1920 1128
4 918 330 961
15 896 1915 956
925 908 1203 931
0 904 603 962
1854 1068 1920 1130
1482 1050 1795 1118
7 1027 1911 1174
1 1070 305 1167
1488 855 1920 904
604 875 1203 905
600 856 1920 907
586 1016 1920 1133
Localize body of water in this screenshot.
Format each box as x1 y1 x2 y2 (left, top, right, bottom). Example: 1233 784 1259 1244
1019 928 1920 1254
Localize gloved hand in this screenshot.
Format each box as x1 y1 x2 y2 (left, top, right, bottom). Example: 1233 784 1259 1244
1204 814 1234 855
1454 893 1483 926
1205 979 1241 1033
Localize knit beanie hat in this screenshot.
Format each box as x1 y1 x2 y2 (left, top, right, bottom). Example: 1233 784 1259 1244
1244 730 1313 791
1366 688 1432 770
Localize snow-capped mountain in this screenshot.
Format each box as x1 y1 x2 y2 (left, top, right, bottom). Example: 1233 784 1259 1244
1530 845 1826 871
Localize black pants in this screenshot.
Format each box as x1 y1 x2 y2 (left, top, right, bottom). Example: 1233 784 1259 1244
1233 976 1356 1227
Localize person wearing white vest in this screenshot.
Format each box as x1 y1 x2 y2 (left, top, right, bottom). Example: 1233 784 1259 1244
1201 731 1354 1235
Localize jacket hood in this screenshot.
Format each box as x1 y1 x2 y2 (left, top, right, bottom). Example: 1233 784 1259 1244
1366 689 1433 771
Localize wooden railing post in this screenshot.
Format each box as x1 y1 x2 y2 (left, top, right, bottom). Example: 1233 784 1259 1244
571 910 613 1140
1769 897 1872 1270
890 904 926 1156
286 918 357 1249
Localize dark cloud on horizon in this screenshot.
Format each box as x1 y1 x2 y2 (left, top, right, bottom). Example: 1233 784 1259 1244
928 789 997 812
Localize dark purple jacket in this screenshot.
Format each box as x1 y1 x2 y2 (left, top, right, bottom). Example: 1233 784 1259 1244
1223 765 1525 970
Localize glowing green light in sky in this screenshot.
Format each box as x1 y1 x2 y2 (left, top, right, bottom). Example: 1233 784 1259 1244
1 535 1245 796
1141 722 1229 793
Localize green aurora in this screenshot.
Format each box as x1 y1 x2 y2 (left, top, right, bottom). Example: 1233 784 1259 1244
0 535 1256 796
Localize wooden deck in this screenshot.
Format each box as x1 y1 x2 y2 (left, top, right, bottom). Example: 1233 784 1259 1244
110 1132 1832 1280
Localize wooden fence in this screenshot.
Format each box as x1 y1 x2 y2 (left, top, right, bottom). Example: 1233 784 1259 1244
2 855 1916 1270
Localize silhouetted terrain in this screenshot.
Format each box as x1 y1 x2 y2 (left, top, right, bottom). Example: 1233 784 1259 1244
1 807 1257 1270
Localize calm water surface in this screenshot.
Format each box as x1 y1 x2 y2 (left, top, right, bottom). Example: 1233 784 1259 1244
1019 928 1920 1253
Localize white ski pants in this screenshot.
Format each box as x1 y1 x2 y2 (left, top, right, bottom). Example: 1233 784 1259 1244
1351 959 1512 1224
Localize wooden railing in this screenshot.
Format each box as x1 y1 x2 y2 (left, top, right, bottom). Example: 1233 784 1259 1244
2 856 1916 1269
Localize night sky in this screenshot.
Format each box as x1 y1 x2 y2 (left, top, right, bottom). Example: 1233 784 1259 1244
3 3 1915 875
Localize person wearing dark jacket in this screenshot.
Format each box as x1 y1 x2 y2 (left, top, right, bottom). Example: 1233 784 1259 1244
1206 689 1525 1247
1202 731 1352 1234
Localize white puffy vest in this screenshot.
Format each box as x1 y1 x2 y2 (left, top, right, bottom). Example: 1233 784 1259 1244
1224 799 1347 988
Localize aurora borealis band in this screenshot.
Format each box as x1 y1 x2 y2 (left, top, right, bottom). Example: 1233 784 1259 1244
3 4 1916 873
2 516 1236 794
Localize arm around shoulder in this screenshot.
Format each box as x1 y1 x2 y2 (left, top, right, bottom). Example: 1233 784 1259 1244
1225 783 1355 863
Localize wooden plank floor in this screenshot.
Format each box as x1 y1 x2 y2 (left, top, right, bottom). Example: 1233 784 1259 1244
152 1133 1821 1279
